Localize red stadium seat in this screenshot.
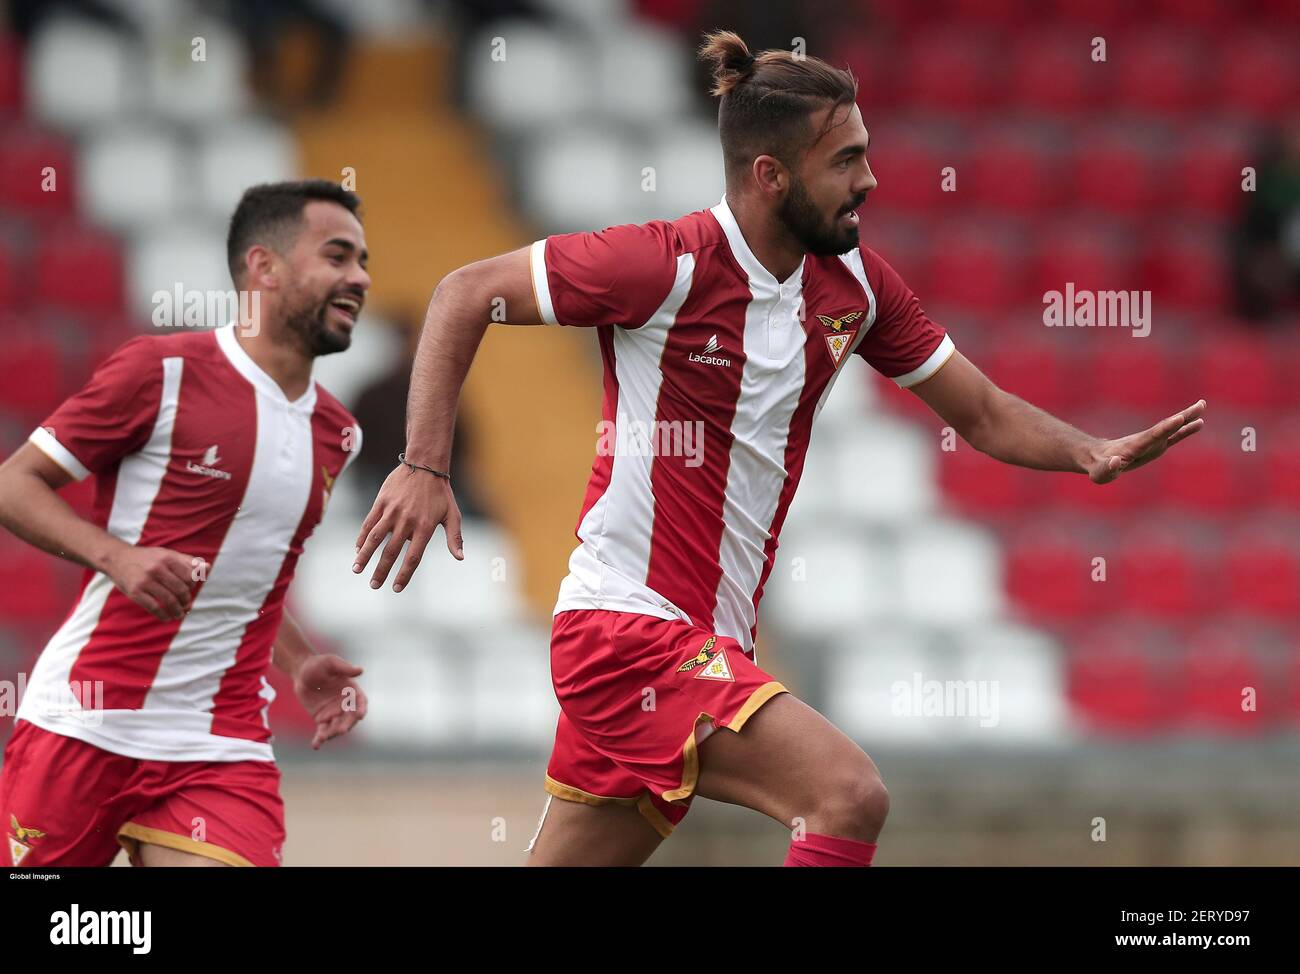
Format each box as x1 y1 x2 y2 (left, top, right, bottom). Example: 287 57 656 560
1262 427 1300 512
1051 0 1134 31
1110 529 1206 621
1084 340 1174 412
1139 227 1230 312
865 122 956 216
1193 334 1283 412
1151 434 1243 513
982 339 1076 414
1112 31 1207 113
936 442 1029 515
1070 131 1167 215
1223 531 1300 620
1032 221 1138 297
1007 29 1099 114
0 234 18 310
966 130 1061 213
1216 33 1299 117
926 222 1026 311
1174 632 1266 734
903 31 1004 110
1174 123 1252 218
0 34 20 115
1066 627 1173 733
0 330 65 423
0 124 76 217
1005 526 1100 621
33 223 123 314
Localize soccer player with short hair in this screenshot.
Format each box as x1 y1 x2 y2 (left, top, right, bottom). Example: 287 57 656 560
0 180 371 867
354 32 1205 866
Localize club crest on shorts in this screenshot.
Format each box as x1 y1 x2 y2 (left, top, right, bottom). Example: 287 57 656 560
676 636 735 682
676 636 719 673
8 814 45 866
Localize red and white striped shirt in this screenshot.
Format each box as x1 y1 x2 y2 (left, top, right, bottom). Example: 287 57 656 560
19 323 361 761
531 196 955 653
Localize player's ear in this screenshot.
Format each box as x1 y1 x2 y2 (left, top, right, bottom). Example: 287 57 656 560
245 245 279 289
751 154 787 200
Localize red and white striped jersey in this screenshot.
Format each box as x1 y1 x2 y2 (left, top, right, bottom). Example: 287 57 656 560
19 323 362 762
531 196 955 653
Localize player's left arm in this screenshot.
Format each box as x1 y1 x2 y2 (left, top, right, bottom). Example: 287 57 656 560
909 351 1207 484
272 610 367 749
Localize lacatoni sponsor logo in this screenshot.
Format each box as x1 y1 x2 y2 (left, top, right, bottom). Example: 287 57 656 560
1042 283 1151 337
49 905 151 955
688 334 731 367
890 672 1000 728
186 444 232 481
595 413 705 468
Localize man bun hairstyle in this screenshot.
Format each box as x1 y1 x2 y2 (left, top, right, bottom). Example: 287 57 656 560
227 179 361 284
698 30 859 176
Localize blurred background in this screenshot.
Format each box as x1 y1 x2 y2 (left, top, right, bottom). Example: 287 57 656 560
0 0 1298 865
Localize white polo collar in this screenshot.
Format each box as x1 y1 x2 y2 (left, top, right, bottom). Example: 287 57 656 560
710 195 806 291
215 322 317 412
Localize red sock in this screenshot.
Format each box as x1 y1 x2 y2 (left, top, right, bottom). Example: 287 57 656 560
784 832 877 867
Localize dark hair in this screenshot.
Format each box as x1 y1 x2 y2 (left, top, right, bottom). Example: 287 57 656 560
226 179 361 283
698 30 859 176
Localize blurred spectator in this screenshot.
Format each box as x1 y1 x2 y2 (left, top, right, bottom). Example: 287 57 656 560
5 0 136 39
350 312 490 521
1232 122 1300 322
222 0 352 111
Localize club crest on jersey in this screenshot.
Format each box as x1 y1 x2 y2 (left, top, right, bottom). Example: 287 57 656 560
817 311 864 368
676 635 719 673
186 443 232 481
8 815 45 866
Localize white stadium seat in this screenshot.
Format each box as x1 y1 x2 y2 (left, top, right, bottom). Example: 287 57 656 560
464 626 559 749
80 125 185 232
823 626 945 742
27 18 141 130
467 22 593 132
522 126 637 232
145 18 248 122
636 122 725 222
126 222 231 323
833 419 938 522
764 527 897 637
593 24 690 124
895 517 1004 624
194 120 297 220
348 631 469 748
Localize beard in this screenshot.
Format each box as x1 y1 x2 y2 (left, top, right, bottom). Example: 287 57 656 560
778 176 861 257
280 290 353 358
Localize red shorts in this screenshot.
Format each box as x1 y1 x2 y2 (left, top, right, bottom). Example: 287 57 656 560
544 610 787 838
0 720 285 867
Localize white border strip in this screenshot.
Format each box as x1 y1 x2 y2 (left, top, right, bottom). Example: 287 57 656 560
893 333 956 388
529 239 557 325
28 426 91 481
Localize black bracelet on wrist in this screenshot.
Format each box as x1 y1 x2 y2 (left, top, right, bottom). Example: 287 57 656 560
398 452 451 481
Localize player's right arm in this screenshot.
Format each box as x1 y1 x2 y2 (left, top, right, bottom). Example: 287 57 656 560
0 446 196 621
0 337 200 621
354 222 678 592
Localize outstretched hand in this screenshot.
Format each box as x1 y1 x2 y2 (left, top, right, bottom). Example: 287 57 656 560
1086 399 1207 485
